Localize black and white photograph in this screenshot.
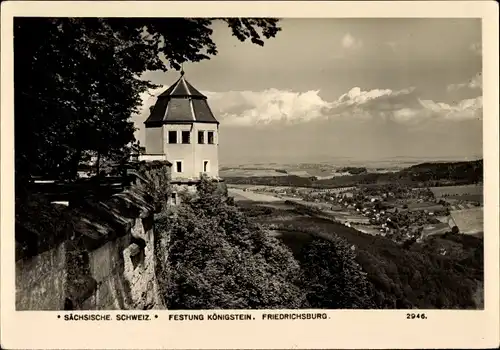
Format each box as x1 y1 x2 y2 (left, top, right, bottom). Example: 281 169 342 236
2 1 499 349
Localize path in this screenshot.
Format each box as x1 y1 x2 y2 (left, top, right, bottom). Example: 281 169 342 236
228 188 282 202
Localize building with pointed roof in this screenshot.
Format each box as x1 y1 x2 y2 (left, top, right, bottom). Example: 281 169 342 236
141 71 221 202
144 71 219 127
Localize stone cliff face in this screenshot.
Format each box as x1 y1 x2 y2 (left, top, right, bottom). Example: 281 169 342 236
15 162 171 310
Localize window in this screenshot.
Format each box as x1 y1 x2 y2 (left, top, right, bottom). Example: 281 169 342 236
170 193 177 205
203 160 209 173
207 131 214 144
198 131 204 144
168 131 177 144
181 131 190 144
175 161 183 173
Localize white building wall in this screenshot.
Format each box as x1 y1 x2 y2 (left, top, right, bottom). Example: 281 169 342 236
160 122 219 181
192 123 219 178
144 127 163 155
162 124 195 180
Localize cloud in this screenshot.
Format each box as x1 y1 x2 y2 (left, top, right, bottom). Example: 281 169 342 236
132 84 482 137
470 42 482 56
419 97 483 121
199 86 482 127
204 89 333 126
447 72 482 91
341 33 363 50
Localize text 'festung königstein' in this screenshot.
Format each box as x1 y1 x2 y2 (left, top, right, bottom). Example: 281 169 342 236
168 313 329 321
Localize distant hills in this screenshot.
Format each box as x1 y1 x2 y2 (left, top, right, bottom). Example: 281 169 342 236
223 159 484 188
402 159 483 183
220 155 483 168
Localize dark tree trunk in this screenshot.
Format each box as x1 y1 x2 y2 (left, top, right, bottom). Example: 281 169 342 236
67 148 82 182
96 150 101 176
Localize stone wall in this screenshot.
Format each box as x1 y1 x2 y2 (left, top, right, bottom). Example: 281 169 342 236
16 243 67 310
15 161 171 310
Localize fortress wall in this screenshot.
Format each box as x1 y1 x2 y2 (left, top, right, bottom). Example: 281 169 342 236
15 161 171 310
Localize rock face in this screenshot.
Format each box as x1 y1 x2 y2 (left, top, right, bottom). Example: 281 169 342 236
15 163 170 310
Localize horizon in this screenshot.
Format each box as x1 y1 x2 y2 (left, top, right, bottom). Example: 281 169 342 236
133 18 483 165
218 155 484 167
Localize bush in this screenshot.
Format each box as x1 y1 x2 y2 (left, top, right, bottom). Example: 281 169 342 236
133 161 171 213
157 176 307 309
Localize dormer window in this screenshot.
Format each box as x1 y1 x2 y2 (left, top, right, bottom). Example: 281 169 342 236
168 131 177 144
181 131 190 144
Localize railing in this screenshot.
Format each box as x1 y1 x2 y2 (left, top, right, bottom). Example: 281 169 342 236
27 176 130 203
138 154 168 162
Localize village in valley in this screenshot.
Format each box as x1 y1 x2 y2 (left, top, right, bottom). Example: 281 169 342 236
227 181 483 248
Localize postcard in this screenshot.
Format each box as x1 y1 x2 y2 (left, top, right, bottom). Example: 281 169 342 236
1 1 498 349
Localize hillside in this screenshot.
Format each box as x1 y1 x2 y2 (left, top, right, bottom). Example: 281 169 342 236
238 200 484 309
401 159 483 183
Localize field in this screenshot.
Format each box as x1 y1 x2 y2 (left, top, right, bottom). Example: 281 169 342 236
220 168 290 177
219 160 407 179
227 188 281 202
430 184 483 201
450 208 484 236
445 194 483 203
407 202 447 212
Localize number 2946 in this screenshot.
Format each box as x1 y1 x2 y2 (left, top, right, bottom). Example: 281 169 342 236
406 313 427 319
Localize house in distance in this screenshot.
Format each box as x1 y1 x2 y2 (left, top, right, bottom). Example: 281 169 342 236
141 70 222 204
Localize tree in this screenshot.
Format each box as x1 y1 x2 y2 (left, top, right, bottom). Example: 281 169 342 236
156 176 307 309
300 238 375 309
14 18 281 182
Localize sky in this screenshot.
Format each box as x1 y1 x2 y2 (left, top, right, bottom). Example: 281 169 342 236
132 18 483 165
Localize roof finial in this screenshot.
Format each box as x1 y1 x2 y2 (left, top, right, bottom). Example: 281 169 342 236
180 62 185 76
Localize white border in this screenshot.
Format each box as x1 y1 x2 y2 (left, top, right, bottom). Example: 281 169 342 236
1 2 499 349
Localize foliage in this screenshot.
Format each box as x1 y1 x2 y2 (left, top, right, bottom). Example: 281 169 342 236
240 205 277 217
133 161 171 213
403 160 483 183
156 176 307 309
338 167 368 175
356 233 483 309
300 238 375 309
242 202 484 309
15 17 281 181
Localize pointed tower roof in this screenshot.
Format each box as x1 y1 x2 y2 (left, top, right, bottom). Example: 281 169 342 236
144 71 218 127
158 71 206 98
